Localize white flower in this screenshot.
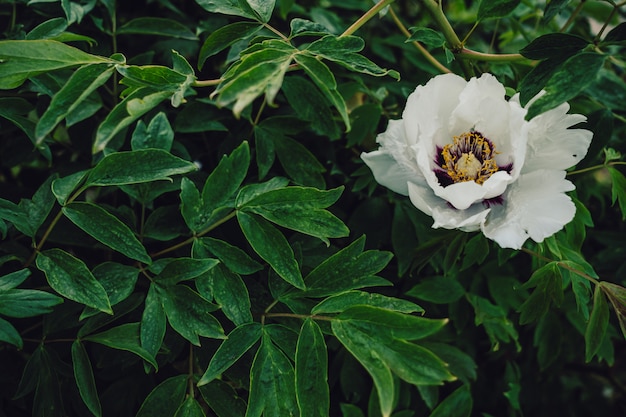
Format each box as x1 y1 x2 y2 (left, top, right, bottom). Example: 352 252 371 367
361 73 593 249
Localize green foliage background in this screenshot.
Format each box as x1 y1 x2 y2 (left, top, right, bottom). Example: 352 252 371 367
0 0 625 416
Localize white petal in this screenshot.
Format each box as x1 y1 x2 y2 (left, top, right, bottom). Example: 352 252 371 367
407 182 490 231
429 171 511 210
361 149 417 196
482 170 576 249
523 102 593 173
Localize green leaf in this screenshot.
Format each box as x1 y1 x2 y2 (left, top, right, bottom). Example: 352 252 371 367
0 98 38 148
0 316 22 349
406 276 465 304
295 319 329 417
36 249 112 314
0 40 110 89
71 340 102 417
274 132 327 188
290 236 392 298
63 202 151 264
603 22 626 45
519 262 563 324
198 379 247 417
407 28 446 48
240 186 348 244
193 237 262 275
131 112 174 151
477 0 520 20
117 17 197 39
174 397 206 417
294 53 350 130
237 211 305 289
468 294 520 351
86 149 197 186
153 257 220 286
246 0 276 22
83 322 157 368
0 268 31 291
52 170 89 206
429 385 472 417
198 322 263 386
0 198 32 237
608 167 626 220
246 332 298 417
0 289 63 318
140 284 166 368
585 285 610 362
202 141 250 214
35 63 114 143
526 53 605 119
93 87 173 153
600 282 626 339
199 263 252 325
198 22 262 70
135 375 187 417
16 175 57 238
159 284 225 345
519 33 590 60
311 290 423 315
195 0 257 20
215 45 294 117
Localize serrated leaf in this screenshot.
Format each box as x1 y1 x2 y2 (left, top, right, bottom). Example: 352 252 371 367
477 0 520 20
71 340 101 417
159 284 225 345
585 285 609 361
86 149 197 186
198 322 263 386
83 322 157 368
526 53 605 119
117 17 197 39
246 332 298 417
0 40 110 89
237 211 305 289
519 33 589 60
198 22 262 70
135 375 187 417
63 202 151 264
36 249 112 313
295 319 329 417
36 63 114 143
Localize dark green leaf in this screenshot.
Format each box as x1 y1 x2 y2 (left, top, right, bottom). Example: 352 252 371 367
159 284 225 345
117 17 197 39
198 322 263 386
0 268 31 291
71 340 101 417
585 285 609 362
477 0 521 20
0 316 22 349
82 262 139 318
202 141 249 214
603 22 626 45
0 40 110 89
406 276 465 304
518 57 563 107
274 132 327 188
199 263 252 325
407 28 446 48
519 33 589 60
468 294 520 351
174 397 206 417
86 149 197 186
198 22 262 70
519 262 563 324
83 322 157 368
246 332 298 417
237 211 305 289
311 290 423 315
193 237 262 275
52 170 89 206
17 175 56 238
295 319 329 417
131 112 174 151
246 0 276 22
608 167 626 220
36 249 112 314
140 284 166 368
291 236 392 298
198 379 247 417
195 0 257 20
63 202 151 264
526 53 605 119
429 385 472 417
135 375 187 417
153 258 220 286
0 289 63 318
36 63 114 143
600 282 626 339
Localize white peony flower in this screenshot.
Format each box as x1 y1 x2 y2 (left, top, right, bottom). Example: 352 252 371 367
361 73 593 249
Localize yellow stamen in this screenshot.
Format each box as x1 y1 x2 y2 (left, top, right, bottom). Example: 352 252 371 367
441 132 499 185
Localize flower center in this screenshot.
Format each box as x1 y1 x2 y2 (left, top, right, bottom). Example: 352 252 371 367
440 131 499 185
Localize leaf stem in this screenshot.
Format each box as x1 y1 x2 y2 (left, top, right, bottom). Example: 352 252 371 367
560 0 586 33
521 247 600 285
387 6 451 74
263 312 334 322
340 0 396 37
567 161 626 176
457 48 528 62
263 22 289 40
419 0 474 78
192 78 223 87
